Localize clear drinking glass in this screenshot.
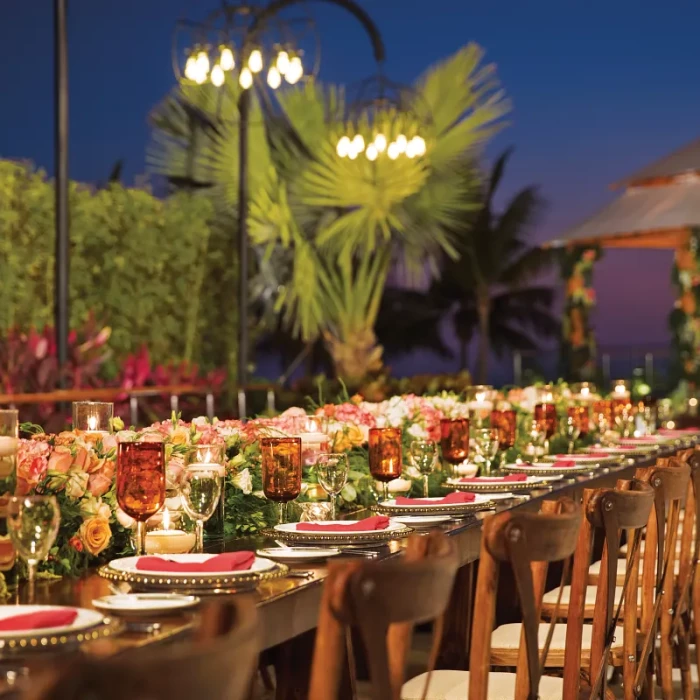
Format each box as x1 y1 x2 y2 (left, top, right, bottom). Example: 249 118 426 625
7 496 60 603
410 440 438 496
315 453 349 520
472 428 498 476
525 419 547 459
180 467 222 553
562 415 581 454
72 401 114 433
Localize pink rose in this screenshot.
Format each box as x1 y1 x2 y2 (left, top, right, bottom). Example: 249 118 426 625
16 440 50 494
88 459 115 497
72 446 90 472
101 434 118 452
47 446 73 474
140 431 164 443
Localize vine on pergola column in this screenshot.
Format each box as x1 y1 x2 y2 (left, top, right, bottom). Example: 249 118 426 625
560 245 601 381
670 228 700 385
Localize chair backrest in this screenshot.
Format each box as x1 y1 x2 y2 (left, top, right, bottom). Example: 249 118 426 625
634 458 691 696
30 598 259 700
469 497 582 700
562 479 654 699
308 531 459 700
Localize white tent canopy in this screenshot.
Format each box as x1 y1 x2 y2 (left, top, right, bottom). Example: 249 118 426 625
614 136 700 188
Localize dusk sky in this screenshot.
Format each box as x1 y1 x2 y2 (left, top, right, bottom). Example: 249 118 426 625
3 1 699 379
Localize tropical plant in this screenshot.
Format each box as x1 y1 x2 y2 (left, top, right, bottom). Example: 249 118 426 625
148 44 511 385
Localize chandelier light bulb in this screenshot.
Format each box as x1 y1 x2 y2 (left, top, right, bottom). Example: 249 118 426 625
395 134 408 154
387 142 400 160
352 134 365 153
336 136 351 158
248 49 263 73
412 136 427 156
405 141 417 159
276 50 290 75
373 133 387 153
195 51 210 77
365 143 378 161
239 66 253 89
348 145 359 160
184 56 197 81
267 66 282 89
194 67 207 85
285 56 303 84
219 46 235 71
210 64 225 87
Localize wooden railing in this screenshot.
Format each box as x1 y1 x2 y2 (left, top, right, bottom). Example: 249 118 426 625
0 383 280 424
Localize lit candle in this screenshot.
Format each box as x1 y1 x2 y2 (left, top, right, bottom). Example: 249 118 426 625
386 477 413 494
144 506 197 555
0 436 18 458
452 462 478 477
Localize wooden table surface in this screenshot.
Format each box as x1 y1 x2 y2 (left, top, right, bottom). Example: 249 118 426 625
0 443 685 675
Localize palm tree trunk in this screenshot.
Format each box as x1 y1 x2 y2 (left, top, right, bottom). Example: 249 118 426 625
476 293 490 383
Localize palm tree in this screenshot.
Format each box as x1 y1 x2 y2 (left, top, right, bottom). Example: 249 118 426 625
432 148 559 382
148 45 510 384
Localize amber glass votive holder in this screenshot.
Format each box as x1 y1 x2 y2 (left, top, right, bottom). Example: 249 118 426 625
534 403 557 438
117 441 166 556
440 418 470 477
261 437 302 523
592 399 613 431
490 410 516 449
368 428 402 502
567 405 590 436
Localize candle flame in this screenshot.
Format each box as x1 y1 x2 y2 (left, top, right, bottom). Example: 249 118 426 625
87 415 98 431
581 387 590 397
162 507 171 530
204 449 213 463
475 391 486 403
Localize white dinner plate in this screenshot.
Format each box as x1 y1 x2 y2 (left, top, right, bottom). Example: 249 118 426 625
92 594 200 617
543 454 603 463
0 605 104 639
275 520 407 536
109 553 276 578
392 515 452 528
380 494 492 509
256 547 341 563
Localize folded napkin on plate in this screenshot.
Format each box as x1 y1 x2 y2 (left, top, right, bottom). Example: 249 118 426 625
551 460 577 467
0 609 78 632
394 492 475 506
135 551 255 573
296 515 390 532
460 473 527 483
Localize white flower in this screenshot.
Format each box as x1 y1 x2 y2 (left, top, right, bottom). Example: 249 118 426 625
115 507 135 529
65 470 89 499
407 423 428 440
232 468 253 495
80 495 111 521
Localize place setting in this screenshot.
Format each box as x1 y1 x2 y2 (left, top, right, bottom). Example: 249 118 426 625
447 472 563 493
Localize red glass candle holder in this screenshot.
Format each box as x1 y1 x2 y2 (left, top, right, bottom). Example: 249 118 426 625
440 419 470 476
117 441 166 556
592 399 613 429
261 437 302 523
490 410 516 449
567 405 590 436
368 428 402 502
534 403 557 438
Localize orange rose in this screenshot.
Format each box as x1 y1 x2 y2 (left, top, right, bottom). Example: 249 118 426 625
88 459 115 497
72 446 90 472
79 517 112 556
47 446 72 474
332 424 365 452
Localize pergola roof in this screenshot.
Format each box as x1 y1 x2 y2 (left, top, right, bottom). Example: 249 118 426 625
545 178 700 249
614 136 700 188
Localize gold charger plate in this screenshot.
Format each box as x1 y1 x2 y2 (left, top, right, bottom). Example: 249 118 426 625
0 616 122 653
446 476 561 492
541 454 622 467
267 521 413 546
501 462 602 477
371 498 494 516
98 562 289 593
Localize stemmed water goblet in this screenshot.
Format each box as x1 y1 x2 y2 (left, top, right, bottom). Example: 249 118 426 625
525 419 547 459
180 467 223 553
261 437 302 524
410 440 438 497
117 441 166 556
315 453 349 520
7 496 60 603
368 428 402 502
472 428 499 476
562 415 581 454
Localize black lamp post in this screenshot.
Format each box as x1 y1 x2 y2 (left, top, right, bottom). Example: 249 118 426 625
173 1 385 405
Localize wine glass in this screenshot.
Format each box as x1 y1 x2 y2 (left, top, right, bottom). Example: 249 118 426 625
7 496 60 603
117 441 166 556
561 415 581 454
440 419 470 478
525 419 547 459
472 428 498 476
368 428 402 502
180 467 222 553
410 440 438 497
261 437 302 524
315 453 349 520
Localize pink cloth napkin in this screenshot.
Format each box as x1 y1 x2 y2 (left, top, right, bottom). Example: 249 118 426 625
625 436 658 442
135 552 255 573
0 609 78 632
551 460 577 468
555 454 593 460
394 492 475 506
460 474 528 483
296 515 390 532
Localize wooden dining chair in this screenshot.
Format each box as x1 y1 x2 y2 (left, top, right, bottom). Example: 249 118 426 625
307 531 459 700
402 497 582 700
29 597 259 700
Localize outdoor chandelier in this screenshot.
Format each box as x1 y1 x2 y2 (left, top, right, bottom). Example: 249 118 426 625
182 44 304 90
335 131 426 160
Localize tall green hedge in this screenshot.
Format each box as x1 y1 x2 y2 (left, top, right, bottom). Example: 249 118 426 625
0 160 228 370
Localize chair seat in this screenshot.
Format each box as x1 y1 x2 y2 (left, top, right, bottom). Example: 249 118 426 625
401 670 564 700
588 557 679 585
490 622 622 667
541 584 641 618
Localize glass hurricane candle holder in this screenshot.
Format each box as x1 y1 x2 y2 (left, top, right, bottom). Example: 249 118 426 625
611 379 631 400
465 385 494 426
261 437 302 523
368 428 402 502
0 410 18 480
186 443 226 540
72 401 114 434
117 441 166 556
571 382 597 402
534 403 557 438
143 505 196 555
592 399 614 433
490 409 516 449
440 418 470 477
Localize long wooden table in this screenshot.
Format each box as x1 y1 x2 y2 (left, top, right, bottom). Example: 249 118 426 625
0 443 688 696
